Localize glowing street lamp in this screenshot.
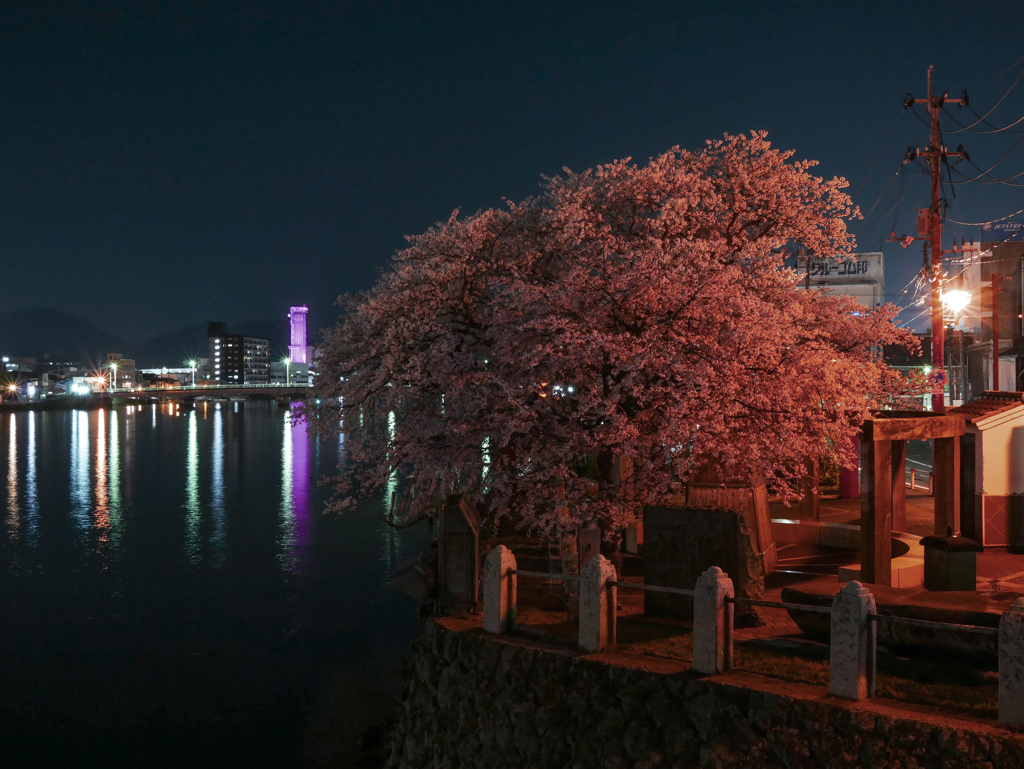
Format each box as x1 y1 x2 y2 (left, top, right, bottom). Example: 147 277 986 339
108 361 119 391
186 359 197 387
283 357 292 386
942 288 971 315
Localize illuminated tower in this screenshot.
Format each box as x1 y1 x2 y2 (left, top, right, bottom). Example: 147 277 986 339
288 305 309 364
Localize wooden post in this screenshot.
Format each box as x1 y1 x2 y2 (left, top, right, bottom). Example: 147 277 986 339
934 436 961 536
860 425 892 587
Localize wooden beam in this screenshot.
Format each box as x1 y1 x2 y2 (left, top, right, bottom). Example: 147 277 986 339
862 415 966 442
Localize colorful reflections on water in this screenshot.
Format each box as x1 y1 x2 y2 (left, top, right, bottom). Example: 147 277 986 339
5 412 41 555
93 410 110 551
7 414 18 538
70 410 91 529
26 412 38 531
210 404 226 566
185 409 201 563
4 403 327 575
279 410 312 573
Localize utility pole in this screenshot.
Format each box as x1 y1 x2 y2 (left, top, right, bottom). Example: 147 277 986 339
993 273 1000 390
900 66 966 412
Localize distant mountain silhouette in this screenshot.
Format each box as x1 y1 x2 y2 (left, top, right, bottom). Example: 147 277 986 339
0 309 310 369
0 309 131 367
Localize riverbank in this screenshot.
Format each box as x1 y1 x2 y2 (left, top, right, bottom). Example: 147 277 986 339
388 617 1024 768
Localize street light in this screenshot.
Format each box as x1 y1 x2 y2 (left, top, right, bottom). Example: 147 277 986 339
109 361 118 392
283 357 291 386
186 359 197 387
942 288 971 315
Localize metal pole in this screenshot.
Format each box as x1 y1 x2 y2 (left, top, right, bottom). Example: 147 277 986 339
928 66 945 413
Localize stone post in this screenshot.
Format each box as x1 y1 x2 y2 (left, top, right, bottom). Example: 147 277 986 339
829 581 877 701
482 545 517 635
999 597 1024 725
692 566 734 675
579 554 617 653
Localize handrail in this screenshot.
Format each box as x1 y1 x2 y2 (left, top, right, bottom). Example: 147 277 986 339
510 569 581 583
611 581 694 598
730 597 833 614
869 613 999 637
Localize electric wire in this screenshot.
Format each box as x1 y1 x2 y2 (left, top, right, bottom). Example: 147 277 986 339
854 109 906 199
943 134 1024 183
940 66 1024 133
943 106 1024 135
946 206 1024 227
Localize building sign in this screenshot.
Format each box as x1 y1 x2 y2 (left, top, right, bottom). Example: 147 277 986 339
801 252 884 284
982 220 1024 243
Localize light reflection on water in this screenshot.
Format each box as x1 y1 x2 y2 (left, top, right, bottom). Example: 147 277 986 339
7 414 17 541
108 409 122 552
71 410 90 530
210 404 226 566
0 401 431 763
279 409 312 572
94 410 110 556
185 408 201 563
26 411 38 538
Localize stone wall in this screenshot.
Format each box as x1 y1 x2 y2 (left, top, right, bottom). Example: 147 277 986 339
387 619 1024 769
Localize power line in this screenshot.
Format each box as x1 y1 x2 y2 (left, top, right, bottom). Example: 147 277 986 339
944 105 1024 135
946 205 1024 226
940 65 1024 133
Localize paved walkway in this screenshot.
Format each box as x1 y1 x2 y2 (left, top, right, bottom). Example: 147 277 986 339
766 492 1024 603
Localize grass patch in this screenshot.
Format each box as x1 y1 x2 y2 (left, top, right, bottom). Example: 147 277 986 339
616 619 693 661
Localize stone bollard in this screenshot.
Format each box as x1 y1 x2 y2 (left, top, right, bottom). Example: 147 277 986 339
482 545 517 635
829 581 877 701
999 597 1024 724
579 554 617 652
692 566 734 675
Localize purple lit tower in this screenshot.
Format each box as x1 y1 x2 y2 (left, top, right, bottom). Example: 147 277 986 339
288 305 309 364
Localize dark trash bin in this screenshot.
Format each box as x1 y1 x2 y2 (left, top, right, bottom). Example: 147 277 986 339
920 527 983 591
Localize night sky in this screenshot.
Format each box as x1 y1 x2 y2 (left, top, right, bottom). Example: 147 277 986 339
1 1 1022 342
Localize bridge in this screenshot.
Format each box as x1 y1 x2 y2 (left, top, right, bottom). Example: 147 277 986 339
96 383 313 406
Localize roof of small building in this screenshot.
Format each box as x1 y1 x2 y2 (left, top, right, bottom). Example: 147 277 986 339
948 391 1024 427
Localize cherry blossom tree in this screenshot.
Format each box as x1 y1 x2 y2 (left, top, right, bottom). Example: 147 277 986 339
311 132 920 538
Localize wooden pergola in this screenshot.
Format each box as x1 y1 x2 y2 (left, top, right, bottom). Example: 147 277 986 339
859 412 966 586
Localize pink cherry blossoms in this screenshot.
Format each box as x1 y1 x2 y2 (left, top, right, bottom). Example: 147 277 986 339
312 132 921 538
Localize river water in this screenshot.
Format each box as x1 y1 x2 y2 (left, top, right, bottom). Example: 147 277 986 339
0 401 428 767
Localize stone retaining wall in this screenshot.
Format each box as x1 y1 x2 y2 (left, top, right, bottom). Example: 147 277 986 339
387 619 1024 768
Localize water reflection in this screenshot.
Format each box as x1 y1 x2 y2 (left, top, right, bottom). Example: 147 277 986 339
108 410 123 553
279 410 311 573
185 409 200 563
7 415 18 539
70 411 91 529
382 411 399 570
26 412 38 535
94 411 110 556
210 404 226 565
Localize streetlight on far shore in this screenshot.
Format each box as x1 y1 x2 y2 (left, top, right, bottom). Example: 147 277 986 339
187 359 197 387
283 357 292 386
109 361 119 391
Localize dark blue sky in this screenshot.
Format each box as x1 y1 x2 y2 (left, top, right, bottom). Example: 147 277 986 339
1 1 1022 341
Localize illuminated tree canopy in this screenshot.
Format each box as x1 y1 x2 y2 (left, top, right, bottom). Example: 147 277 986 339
312 132 919 537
